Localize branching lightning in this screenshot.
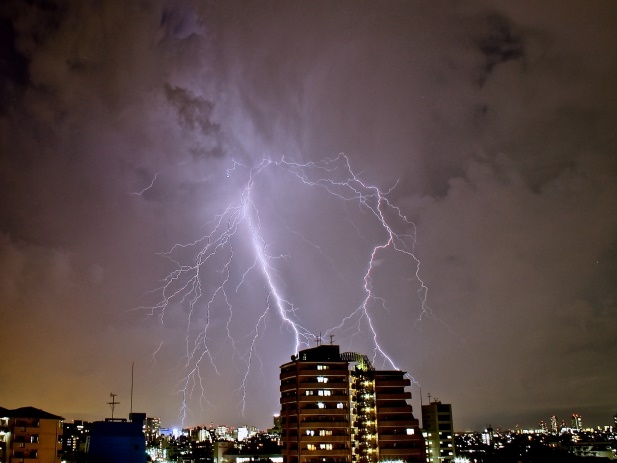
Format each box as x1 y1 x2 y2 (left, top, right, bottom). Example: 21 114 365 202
132 172 159 196
139 154 431 424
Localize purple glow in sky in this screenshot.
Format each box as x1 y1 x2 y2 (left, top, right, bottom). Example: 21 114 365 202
1 0 616 431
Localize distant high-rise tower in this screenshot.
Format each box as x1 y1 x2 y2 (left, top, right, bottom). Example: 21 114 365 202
279 344 425 463
550 415 558 433
422 400 455 463
481 426 493 447
571 414 582 430
538 420 547 433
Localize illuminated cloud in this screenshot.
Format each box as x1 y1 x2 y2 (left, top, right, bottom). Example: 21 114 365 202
1 0 616 429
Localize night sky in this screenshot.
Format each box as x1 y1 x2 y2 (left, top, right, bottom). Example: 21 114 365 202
1 1 617 432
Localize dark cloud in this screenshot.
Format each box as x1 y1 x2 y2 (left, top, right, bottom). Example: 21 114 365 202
0 18 28 110
164 83 224 157
476 13 525 86
1 0 616 431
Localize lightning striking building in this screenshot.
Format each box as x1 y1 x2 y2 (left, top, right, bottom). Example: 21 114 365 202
279 344 425 463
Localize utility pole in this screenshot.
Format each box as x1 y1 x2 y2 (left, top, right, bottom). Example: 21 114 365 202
108 393 120 420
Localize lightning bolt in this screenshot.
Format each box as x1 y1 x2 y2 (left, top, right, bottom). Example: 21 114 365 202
139 153 432 424
132 172 159 196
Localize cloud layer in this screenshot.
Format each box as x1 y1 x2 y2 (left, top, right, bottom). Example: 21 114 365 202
1 0 616 430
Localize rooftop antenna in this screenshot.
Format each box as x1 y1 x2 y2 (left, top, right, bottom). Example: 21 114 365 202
130 361 134 416
108 393 120 420
427 392 432 404
328 334 335 345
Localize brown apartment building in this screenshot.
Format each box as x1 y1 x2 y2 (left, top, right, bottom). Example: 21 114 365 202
280 344 424 463
0 407 63 463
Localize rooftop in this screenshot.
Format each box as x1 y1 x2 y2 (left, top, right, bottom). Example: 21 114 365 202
0 406 64 420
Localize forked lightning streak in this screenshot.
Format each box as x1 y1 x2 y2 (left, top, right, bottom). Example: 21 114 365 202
140 154 430 424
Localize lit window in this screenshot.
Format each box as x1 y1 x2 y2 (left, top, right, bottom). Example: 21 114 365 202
317 376 329 383
337 403 344 409
317 365 328 370
307 444 316 450
306 391 313 396
406 428 415 435
317 402 325 409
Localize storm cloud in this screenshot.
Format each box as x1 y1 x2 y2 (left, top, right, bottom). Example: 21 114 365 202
1 0 616 430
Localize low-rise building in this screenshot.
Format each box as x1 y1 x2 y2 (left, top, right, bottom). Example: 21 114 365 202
0 406 63 463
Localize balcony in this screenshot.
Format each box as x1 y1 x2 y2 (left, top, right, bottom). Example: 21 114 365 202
376 407 412 414
300 408 349 416
281 370 297 381
378 420 416 428
300 435 350 443
12 428 42 439
300 421 350 429
378 433 419 441
298 369 348 377
9 452 39 461
281 396 299 404
374 379 410 388
14 421 39 429
300 449 350 456
13 442 39 452
379 447 424 457
299 395 346 403
299 382 348 390
281 383 298 392
375 392 411 400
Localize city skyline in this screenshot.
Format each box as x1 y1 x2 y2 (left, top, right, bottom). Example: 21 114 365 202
1 1 616 431
2 400 613 436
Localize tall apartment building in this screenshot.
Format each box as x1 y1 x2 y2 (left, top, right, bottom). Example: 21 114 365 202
421 401 454 463
0 406 63 463
279 344 424 463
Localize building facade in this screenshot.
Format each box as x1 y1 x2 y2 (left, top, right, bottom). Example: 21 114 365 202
86 415 147 463
421 401 454 463
280 345 424 463
0 407 63 463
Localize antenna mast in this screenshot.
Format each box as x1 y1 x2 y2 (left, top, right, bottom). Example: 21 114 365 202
108 393 120 420
130 361 134 415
